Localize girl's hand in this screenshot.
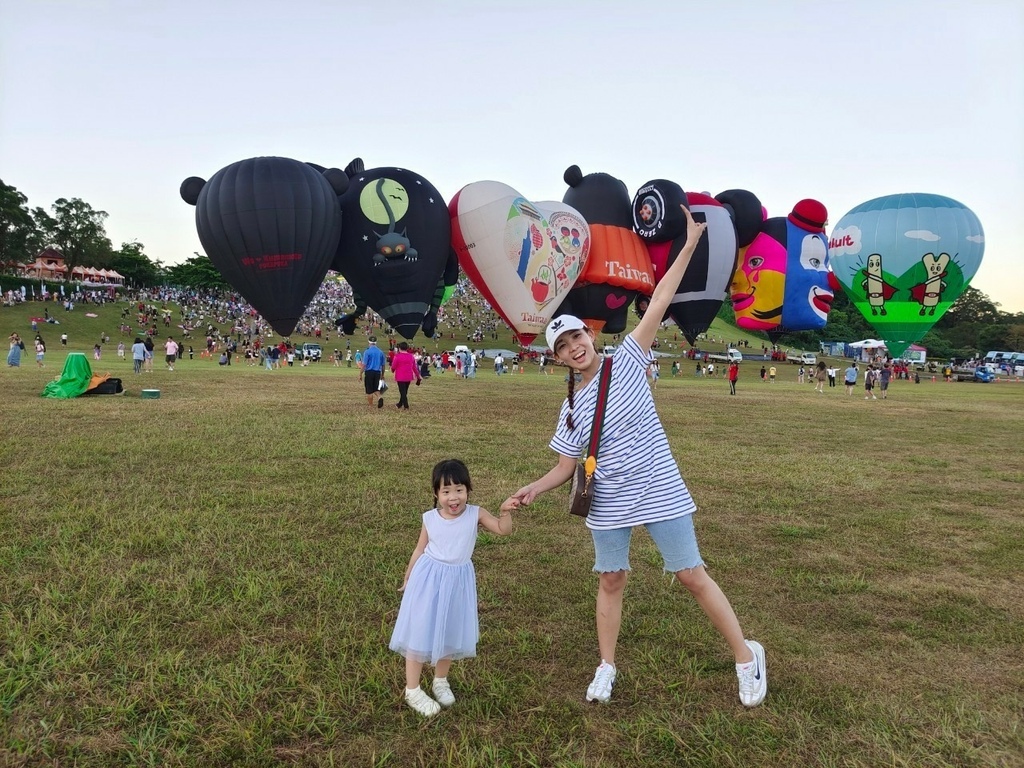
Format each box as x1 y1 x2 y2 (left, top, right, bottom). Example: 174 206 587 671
500 498 520 514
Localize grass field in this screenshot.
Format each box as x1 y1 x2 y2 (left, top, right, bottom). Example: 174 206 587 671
2 299 1023 767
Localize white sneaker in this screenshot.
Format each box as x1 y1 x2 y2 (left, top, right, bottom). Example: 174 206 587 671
404 686 440 717
736 640 767 707
432 677 455 707
585 660 616 703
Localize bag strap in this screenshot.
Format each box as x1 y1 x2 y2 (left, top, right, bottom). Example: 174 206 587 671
584 357 614 476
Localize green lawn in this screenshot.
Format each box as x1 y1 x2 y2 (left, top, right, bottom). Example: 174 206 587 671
2 298 1022 767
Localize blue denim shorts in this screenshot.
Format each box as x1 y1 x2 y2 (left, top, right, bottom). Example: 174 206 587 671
591 514 704 573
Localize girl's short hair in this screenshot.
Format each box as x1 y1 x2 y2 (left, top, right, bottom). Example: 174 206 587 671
432 459 472 494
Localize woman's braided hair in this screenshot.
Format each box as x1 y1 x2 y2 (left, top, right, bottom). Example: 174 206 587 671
565 370 576 430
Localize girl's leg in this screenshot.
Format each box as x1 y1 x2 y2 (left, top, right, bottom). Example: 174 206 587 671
596 570 628 663
434 658 451 678
405 656 425 690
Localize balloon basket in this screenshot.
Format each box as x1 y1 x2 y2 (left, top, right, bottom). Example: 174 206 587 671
141 389 161 399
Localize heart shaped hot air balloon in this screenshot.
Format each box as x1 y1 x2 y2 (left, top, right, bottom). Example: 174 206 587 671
450 181 590 345
331 161 451 340
829 193 985 357
180 157 347 337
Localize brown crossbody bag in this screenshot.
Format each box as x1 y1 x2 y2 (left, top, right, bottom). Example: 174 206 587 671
568 357 613 517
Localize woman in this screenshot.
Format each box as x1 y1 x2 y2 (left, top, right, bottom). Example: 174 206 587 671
7 333 23 367
131 336 146 374
814 361 827 393
390 341 422 410
507 205 766 708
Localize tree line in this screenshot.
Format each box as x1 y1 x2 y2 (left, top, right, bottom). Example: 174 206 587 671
3 178 1020 359
0 178 225 291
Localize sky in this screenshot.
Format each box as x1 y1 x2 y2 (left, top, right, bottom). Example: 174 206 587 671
2 0 1022 312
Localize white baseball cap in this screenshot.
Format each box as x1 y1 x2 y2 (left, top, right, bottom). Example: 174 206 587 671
545 315 588 351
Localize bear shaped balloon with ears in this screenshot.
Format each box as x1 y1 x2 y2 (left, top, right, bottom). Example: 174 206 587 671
632 181 763 345
556 165 655 336
180 157 348 338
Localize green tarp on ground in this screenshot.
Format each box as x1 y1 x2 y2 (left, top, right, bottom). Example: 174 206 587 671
41 352 93 399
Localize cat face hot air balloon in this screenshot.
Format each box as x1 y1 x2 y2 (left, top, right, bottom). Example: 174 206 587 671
450 181 589 345
331 161 450 340
180 157 347 337
828 193 985 357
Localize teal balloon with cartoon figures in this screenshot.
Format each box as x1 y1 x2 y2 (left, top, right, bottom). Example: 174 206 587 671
828 193 984 358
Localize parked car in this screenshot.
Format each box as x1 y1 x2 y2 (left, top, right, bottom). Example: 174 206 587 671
302 343 322 361
786 350 817 365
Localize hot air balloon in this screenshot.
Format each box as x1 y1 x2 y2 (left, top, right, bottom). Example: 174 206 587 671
632 181 754 344
180 157 347 337
422 250 460 339
330 161 450 340
828 193 985 357
450 181 589 346
559 166 654 335
725 197 835 340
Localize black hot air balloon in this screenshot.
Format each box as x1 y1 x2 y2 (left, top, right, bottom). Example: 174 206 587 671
180 157 347 337
330 160 451 340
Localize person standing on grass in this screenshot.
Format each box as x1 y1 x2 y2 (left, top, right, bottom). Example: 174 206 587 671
879 363 892 399
362 336 387 409
131 337 146 374
827 364 837 388
35 336 46 367
389 459 517 717
390 341 422 410
165 336 179 371
507 206 767 709
728 361 739 395
814 361 827 393
864 365 878 400
844 362 858 395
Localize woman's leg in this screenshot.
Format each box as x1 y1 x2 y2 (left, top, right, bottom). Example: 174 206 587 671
675 566 752 663
397 381 411 408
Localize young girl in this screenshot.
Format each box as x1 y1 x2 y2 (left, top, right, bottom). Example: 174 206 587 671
389 459 518 717
508 205 767 708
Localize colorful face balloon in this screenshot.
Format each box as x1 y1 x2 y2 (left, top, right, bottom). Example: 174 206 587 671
330 162 450 339
450 181 589 345
632 181 747 345
180 157 346 337
829 193 985 357
559 166 654 335
727 198 835 337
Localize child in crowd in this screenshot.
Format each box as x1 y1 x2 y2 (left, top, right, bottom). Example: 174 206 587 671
389 459 518 717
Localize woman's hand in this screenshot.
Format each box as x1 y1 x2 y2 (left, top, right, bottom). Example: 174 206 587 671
511 485 538 505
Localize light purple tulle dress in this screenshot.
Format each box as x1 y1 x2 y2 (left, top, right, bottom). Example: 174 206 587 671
389 505 480 664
